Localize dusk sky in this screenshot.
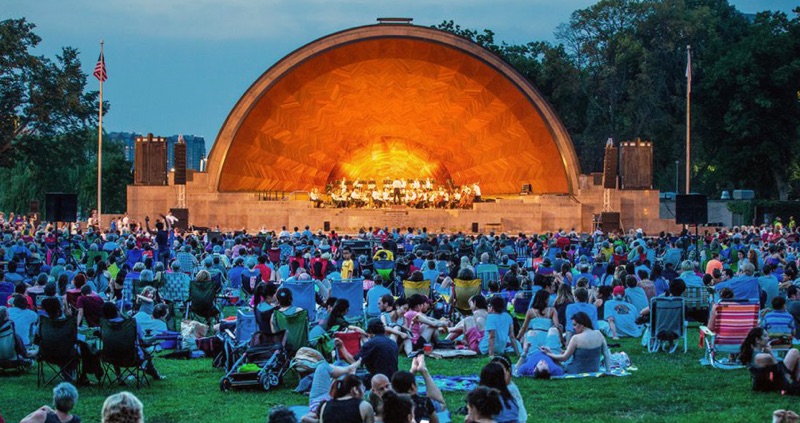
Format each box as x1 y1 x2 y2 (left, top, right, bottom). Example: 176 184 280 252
5 0 796 152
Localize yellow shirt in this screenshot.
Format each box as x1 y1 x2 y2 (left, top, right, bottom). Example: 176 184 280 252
341 259 354 279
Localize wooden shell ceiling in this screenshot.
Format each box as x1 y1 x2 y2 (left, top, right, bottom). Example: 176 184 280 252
207 25 580 195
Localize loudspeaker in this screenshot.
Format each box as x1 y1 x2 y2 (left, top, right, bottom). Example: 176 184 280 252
520 184 532 195
324 221 331 232
45 193 78 222
675 194 708 225
603 146 619 189
174 138 187 185
472 222 479 233
600 212 621 232
169 208 189 230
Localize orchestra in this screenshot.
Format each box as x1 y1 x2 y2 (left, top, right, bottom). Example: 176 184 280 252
312 179 480 209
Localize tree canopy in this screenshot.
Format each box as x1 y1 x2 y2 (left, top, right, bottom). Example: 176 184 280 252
0 18 129 215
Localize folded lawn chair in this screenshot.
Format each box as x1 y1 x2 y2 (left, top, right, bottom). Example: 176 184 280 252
37 316 80 388
274 309 309 355
331 278 365 325
186 279 222 325
452 279 482 317
645 297 687 353
402 279 431 299
699 303 759 369
100 318 151 388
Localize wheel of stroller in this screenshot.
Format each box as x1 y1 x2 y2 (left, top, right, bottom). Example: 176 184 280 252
268 373 280 387
220 378 232 392
259 374 272 391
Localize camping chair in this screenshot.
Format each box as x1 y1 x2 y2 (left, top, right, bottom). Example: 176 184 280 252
100 318 151 389
452 279 482 317
0 282 14 306
277 265 291 282
402 280 431 299
683 286 712 323
373 260 395 284
334 331 362 358
645 297 687 353
475 264 500 291
331 278 365 325
512 290 534 320
699 303 760 369
37 316 80 388
186 279 222 325
282 281 317 322
274 309 309 355
278 244 294 263
85 250 109 267
0 323 29 373
126 249 144 270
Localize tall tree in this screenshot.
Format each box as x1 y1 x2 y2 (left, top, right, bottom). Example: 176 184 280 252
0 18 101 165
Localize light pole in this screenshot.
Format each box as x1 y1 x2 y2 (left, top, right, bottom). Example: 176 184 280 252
675 160 679 195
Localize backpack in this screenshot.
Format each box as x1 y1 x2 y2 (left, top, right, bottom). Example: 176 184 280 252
292 347 325 375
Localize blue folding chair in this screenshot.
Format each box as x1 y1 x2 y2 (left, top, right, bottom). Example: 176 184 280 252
282 281 317 321
475 264 500 291
278 265 290 281
331 278 365 325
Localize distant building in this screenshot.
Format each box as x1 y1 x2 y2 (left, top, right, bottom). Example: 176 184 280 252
109 132 207 170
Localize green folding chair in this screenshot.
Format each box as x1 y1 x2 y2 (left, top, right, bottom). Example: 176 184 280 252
273 309 309 355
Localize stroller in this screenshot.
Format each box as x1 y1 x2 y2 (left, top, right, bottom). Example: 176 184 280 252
219 329 290 391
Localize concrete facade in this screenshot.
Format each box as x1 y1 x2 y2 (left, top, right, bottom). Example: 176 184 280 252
127 173 680 234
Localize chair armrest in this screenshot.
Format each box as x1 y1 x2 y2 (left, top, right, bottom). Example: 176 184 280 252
699 325 715 338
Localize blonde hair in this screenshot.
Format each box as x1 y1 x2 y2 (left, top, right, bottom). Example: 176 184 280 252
102 392 144 423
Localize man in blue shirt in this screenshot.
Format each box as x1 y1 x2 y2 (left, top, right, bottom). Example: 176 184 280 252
762 297 796 338
366 278 392 318
715 262 759 303
565 288 598 338
679 260 704 288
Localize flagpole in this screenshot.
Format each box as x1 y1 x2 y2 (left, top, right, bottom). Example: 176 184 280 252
685 45 691 195
97 40 104 228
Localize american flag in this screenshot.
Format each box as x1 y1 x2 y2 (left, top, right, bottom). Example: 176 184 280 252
93 52 107 82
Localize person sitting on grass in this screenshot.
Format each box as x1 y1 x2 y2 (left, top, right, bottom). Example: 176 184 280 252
478 362 520 423
761 296 796 340
20 382 81 423
325 299 367 337
319 374 375 423
445 294 488 352
381 391 415 423
539 311 611 374
268 406 298 423
391 355 447 423
603 285 643 340
517 289 559 351
479 295 520 356
101 391 144 423
740 327 800 394
404 294 449 351
301 359 361 423
489 355 527 423
465 386 503 423
564 288 598 343
336 319 399 384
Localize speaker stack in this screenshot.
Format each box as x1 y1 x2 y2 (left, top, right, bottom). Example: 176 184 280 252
675 194 708 225
45 193 78 222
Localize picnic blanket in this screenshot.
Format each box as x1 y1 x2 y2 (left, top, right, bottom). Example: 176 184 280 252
429 349 478 359
551 366 635 379
417 375 479 393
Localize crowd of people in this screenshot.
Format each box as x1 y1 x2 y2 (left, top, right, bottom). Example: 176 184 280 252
309 179 481 209
3 209 800 421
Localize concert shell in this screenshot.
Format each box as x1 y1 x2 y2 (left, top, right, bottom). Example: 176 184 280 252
206 23 581 195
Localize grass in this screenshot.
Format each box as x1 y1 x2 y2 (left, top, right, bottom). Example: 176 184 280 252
0 329 795 423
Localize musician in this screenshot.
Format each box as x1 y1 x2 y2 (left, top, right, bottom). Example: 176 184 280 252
382 188 392 207
425 178 433 191
372 189 383 208
392 178 402 204
309 188 323 208
472 182 482 203
412 179 421 190
350 188 365 208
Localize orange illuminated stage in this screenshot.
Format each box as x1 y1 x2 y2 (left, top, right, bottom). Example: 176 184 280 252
127 22 677 233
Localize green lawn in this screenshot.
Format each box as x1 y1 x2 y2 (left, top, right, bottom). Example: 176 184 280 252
0 330 793 423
